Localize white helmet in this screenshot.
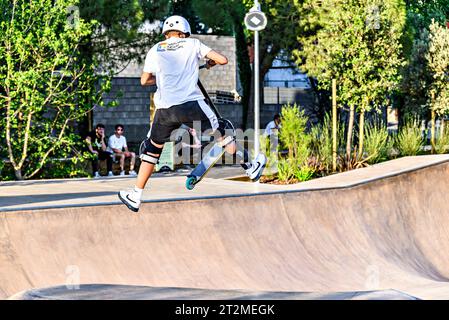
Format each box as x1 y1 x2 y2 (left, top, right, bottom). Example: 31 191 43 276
162 15 191 37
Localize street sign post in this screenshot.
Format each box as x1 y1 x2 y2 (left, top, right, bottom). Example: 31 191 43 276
244 1 267 166
244 9 267 32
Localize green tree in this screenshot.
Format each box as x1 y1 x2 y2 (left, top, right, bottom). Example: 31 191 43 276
427 20 449 151
0 0 112 180
401 26 431 118
294 0 407 160
78 0 170 71
74 1 170 136
427 20 449 116
171 0 206 34
406 0 449 27
397 0 448 125
193 0 303 129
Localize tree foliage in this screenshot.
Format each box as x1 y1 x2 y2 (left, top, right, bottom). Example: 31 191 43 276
426 20 449 116
295 0 406 113
294 0 407 156
193 0 303 128
0 0 112 180
78 0 170 71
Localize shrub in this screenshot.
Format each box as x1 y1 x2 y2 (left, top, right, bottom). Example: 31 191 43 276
395 117 425 156
435 122 449 154
309 113 346 173
277 158 295 182
294 165 315 182
277 104 313 182
310 116 332 172
363 122 394 164
278 104 311 163
259 134 278 177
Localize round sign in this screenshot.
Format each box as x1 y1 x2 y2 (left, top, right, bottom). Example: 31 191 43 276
244 10 267 31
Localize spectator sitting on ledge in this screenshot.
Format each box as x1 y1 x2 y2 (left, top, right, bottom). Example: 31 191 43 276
108 124 137 176
86 123 113 178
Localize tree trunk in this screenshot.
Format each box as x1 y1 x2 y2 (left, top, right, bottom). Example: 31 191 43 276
431 109 436 154
346 105 355 160
14 169 23 180
359 110 365 158
332 79 337 172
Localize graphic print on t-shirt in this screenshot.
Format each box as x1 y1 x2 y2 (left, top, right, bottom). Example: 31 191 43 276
157 40 186 52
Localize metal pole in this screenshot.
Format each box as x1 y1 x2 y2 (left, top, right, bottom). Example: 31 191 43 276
253 0 261 158
254 29 260 157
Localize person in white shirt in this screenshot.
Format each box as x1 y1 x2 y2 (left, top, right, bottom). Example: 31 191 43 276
108 124 137 176
118 15 266 212
264 114 281 137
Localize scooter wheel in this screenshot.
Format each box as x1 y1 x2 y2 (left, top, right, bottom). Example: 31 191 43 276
186 176 197 190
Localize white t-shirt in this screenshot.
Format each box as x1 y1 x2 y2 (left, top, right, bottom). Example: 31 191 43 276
143 37 212 109
108 135 127 152
264 120 281 136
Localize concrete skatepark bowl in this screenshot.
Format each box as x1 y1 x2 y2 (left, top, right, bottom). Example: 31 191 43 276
2 155 449 300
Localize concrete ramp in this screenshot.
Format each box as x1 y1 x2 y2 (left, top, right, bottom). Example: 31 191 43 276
2 156 449 299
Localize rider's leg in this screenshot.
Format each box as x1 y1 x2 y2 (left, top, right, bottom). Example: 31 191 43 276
136 139 164 189
118 138 163 212
213 132 266 181
119 106 177 212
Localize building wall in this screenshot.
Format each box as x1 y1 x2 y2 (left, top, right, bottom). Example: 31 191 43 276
93 78 153 144
193 34 237 93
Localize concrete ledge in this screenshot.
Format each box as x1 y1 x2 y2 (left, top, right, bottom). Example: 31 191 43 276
1 155 449 212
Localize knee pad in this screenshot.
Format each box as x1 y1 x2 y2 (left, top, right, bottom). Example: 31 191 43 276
139 139 163 164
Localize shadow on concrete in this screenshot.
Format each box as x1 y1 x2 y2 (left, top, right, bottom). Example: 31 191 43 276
11 284 419 300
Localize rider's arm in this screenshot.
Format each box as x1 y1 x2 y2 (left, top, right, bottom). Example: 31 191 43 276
205 50 228 68
141 72 156 86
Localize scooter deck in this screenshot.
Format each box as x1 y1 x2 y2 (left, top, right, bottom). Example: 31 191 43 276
186 136 233 190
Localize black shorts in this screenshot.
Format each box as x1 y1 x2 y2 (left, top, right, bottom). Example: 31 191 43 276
149 100 219 144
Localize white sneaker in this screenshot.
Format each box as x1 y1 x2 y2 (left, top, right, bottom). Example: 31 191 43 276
107 171 114 177
120 171 125 176
93 172 101 178
129 170 137 176
245 153 267 181
118 189 141 212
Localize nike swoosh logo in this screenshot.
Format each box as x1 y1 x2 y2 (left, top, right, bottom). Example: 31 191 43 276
126 194 136 204
252 162 261 173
